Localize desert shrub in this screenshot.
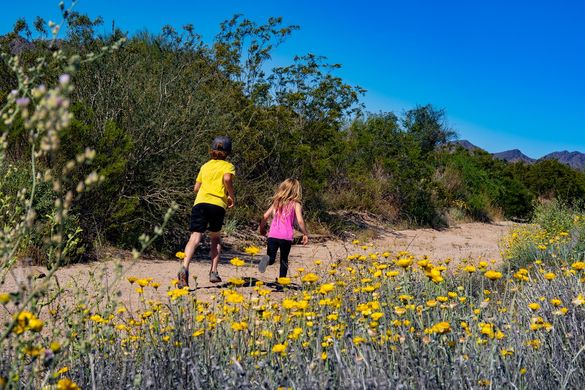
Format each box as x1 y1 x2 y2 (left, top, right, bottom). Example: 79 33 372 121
436 149 533 222
521 159 585 202
341 111 449 227
501 201 585 269
532 199 583 236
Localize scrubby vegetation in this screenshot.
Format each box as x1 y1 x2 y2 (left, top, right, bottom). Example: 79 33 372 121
501 200 585 270
2 11 585 265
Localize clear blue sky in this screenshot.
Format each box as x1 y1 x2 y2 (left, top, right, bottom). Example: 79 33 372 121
1 0 583 158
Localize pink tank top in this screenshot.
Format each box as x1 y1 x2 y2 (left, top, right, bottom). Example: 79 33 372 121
268 203 296 241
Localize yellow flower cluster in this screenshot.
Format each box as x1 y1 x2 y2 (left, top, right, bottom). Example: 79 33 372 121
13 310 44 334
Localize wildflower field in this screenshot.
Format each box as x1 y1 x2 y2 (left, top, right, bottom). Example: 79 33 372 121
2 213 585 389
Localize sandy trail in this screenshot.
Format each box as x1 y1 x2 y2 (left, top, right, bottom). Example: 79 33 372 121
2 222 515 309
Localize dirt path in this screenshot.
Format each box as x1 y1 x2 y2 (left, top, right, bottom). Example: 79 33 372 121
2 222 515 309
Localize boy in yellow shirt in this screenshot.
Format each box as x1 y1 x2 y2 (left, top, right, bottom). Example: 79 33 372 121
178 136 235 287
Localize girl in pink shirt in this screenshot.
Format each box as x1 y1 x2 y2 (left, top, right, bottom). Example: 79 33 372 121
258 179 309 277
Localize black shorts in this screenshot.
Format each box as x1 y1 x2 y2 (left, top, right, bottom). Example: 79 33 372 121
189 203 225 233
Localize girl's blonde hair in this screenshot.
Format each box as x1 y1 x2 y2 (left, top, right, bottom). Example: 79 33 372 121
272 179 302 214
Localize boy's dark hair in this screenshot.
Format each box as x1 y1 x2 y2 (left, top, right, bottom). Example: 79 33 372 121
210 149 229 160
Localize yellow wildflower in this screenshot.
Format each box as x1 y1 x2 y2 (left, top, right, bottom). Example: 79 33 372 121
550 299 562 306
167 287 189 301
394 307 406 315
484 270 503 280
318 283 335 294
230 257 245 266
396 257 412 268
0 293 10 304
527 339 541 350
500 348 514 357
228 278 246 286
371 312 384 321
50 342 61 353
57 378 80 390
231 321 248 331
136 278 149 287
571 261 585 271
572 294 585 306
224 291 245 304
244 246 261 256
432 321 451 334
28 318 44 332
301 273 319 283
272 343 286 353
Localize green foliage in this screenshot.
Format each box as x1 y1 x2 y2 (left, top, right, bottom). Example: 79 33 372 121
403 105 455 155
501 201 585 269
338 112 445 226
516 159 585 202
436 148 534 221
2 12 584 259
532 199 583 237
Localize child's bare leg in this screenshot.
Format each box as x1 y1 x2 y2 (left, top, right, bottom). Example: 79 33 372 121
209 232 221 273
183 232 202 269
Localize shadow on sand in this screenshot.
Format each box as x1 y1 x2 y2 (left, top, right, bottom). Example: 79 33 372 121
192 276 301 292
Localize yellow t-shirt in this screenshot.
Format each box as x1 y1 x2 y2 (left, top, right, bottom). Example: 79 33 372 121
194 159 236 209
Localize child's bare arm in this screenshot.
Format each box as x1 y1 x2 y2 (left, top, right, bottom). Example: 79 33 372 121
223 173 235 208
194 181 201 193
294 202 309 245
259 206 273 236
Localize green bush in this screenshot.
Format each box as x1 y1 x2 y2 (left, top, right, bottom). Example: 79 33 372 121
501 200 585 268
436 149 534 222
532 199 583 236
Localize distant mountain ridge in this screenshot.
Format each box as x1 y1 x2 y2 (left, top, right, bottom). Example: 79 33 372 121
450 140 585 171
540 151 585 171
450 139 482 152
492 149 535 164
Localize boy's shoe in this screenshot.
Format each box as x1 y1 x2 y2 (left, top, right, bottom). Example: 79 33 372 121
209 271 222 283
177 266 189 289
258 255 270 273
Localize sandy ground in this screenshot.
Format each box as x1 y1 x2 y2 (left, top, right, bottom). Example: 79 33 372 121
2 222 515 310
